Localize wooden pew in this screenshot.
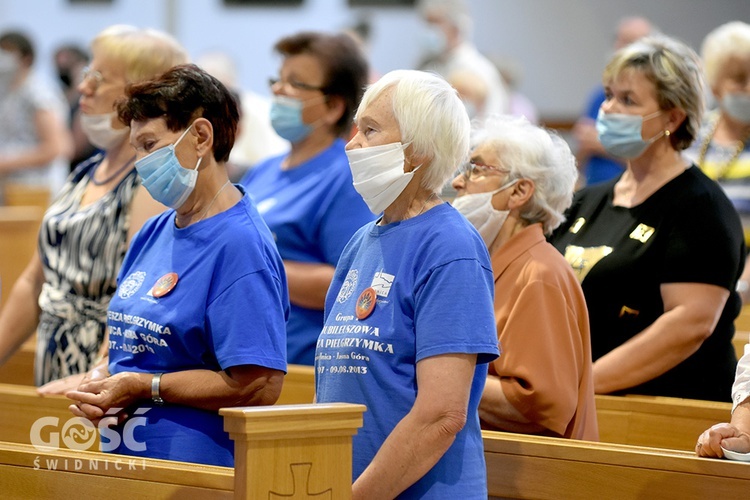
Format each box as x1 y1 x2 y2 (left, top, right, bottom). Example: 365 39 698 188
734 330 749 360
1 402 365 499
483 431 750 499
0 337 35 386
736 304 750 332
3 183 51 210
0 363 315 448
0 205 44 307
595 394 731 451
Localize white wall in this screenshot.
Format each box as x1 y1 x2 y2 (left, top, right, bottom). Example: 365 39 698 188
1 0 748 120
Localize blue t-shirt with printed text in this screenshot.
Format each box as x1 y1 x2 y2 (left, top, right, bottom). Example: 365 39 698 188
241 139 376 365
315 203 499 499
107 189 288 467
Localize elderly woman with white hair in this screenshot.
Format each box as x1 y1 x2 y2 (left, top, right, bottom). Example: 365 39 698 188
451 115 598 441
315 69 499 499
685 21 750 301
549 34 745 402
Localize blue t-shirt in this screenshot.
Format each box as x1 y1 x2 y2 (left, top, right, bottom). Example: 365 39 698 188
315 203 499 499
241 139 375 365
582 86 625 185
107 188 289 467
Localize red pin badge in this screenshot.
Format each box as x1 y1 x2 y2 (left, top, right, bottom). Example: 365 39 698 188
355 287 377 320
151 272 179 298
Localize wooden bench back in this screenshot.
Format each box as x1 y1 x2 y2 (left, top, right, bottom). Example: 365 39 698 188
0 205 44 307
483 430 750 499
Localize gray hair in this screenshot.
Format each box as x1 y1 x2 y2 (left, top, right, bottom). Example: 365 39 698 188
701 21 750 90
357 69 470 193
602 34 705 151
417 0 473 39
471 115 578 235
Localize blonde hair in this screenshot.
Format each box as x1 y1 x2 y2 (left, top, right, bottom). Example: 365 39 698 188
603 34 704 151
701 21 750 90
91 25 189 84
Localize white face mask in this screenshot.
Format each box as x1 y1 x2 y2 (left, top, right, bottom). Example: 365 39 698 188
346 142 420 215
80 112 129 150
452 179 518 247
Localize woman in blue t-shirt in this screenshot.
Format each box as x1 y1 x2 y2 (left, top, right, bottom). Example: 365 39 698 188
315 69 499 499
241 32 375 366
66 65 289 467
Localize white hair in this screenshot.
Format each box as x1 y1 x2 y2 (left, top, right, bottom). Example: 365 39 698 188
701 21 750 90
471 115 578 234
357 69 470 193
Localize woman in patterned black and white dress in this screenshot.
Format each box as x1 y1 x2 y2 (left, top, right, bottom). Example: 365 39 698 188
0 25 187 388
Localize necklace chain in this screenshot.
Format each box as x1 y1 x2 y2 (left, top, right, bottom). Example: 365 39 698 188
89 155 136 186
697 115 749 179
416 193 440 217
198 180 231 222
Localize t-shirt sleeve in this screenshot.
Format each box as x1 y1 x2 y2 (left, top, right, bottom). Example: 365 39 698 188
414 258 499 364
316 176 374 265
206 269 288 373
659 192 743 289
496 280 584 436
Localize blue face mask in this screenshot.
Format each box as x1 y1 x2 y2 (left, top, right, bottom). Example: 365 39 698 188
270 95 314 143
596 108 664 159
135 125 202 209
723 92 750 124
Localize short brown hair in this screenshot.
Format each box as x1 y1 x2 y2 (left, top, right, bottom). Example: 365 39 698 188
117 64 240 163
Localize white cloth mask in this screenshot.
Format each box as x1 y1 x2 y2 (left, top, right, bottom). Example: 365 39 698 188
346 142 420 215
80 112 129 150
452 179 518 247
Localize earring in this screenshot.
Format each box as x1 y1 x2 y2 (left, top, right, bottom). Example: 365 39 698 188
665 130 671 137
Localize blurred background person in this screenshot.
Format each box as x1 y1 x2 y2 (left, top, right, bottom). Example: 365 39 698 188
0 25 187 389
0 30 71 199
316 69 499 499
550 35 744 402
416 0 508 116
685 21 750 303
68 64 288 467
241 31 375 366
493 56 539 124
573 16 653 187
452 115 597 440
196 50 287 182
53 43 96 171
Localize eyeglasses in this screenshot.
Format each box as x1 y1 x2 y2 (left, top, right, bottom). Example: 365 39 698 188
80 66 103 90
268 77 326 94
462 160 509 181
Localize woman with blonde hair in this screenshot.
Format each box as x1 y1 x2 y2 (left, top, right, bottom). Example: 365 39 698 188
0 25 188 389
550 34 744 402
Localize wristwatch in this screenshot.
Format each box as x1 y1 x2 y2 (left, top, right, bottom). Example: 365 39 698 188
151 373 165 405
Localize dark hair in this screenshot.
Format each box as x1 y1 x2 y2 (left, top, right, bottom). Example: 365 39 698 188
117 64 240 163
275 31 368 137
0 30 35 65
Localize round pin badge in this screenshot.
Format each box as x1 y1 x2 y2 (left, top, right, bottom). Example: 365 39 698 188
355 287 377 320
151 272 179 298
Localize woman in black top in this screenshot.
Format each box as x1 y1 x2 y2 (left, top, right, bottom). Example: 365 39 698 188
549 34 745 402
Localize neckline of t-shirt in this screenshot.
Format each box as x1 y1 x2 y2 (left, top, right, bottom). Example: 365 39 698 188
369 201 450 235
279 138 345 175
607 164 694 210
171 185 247 237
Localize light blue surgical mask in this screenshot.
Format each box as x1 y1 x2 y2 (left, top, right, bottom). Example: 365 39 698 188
270 95 313 142
596 108 664 159
135 124 201 209
723 92 750 124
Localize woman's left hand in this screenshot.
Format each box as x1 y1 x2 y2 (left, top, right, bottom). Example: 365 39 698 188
66 371 147 424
